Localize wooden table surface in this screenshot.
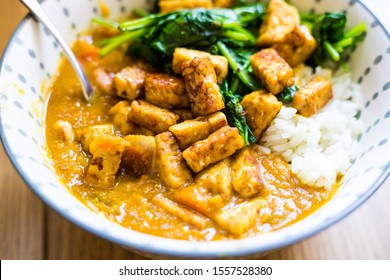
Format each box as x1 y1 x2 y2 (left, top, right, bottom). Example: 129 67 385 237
1 0 390 260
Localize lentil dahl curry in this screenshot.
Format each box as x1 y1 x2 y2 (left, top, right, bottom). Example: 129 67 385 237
45 0 365 240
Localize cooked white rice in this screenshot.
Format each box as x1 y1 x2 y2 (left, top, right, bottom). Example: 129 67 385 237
260 66 364 189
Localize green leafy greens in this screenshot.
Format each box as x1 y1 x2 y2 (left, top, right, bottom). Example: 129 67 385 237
276 85 299 104
302 12 367 70
220 79 257 145
94 4 265 144
92 3 366 144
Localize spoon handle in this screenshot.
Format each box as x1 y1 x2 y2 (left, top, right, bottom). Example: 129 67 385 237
19 0 93 102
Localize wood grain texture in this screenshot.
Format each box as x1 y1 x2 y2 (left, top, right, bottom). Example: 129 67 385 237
1 0 390 260
0 147 45 259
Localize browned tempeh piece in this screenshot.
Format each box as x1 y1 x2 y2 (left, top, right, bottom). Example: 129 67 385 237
128 100 179 134
182 126 245 173
114 66 147 101
85 135 125 189
78 124 115 151
122 135 156 177
109 101 134 136
92 68 115 94
169 112 228 150
273 25 317 67
241 90 282 140
214 198 265 236
231 147 264 198
173 48 228 83
145 73 190 109
182 57 225 116
292 76 333 117
109 101 154 136
195 158 232 198
250 48 295 94
155 132 192 189
257 0 300 46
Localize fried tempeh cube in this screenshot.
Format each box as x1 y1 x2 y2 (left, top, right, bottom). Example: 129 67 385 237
195 158 232 198
114 66 147 101
109 101 133 135
122 135 156 177
257 0 300 46
169 112 228 150
109 100 137 135
231 147 264 198
92 68 115 94
109 101 153 136
241 90 282 140
78 124 115 151
159 0 213 14
214 198 265 236
250 48 295 94
273 25 317 67
128 100 179 134
155 132 192 189
173 48 228 83
85 135 125 189
152 194 208 229
182 126 245 173
292 76 333 117
145 73 190 109
182 57 225 116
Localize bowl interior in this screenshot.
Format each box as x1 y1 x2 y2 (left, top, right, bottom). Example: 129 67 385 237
1 0 390 258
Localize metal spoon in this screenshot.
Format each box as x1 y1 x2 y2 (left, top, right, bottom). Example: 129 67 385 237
20 0 93 102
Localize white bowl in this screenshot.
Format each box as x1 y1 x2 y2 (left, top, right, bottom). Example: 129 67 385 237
1 0 390 258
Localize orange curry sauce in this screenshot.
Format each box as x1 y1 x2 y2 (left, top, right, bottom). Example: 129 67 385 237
45 29 338 241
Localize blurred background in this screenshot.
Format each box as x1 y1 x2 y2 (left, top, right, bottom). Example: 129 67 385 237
0 0 389 260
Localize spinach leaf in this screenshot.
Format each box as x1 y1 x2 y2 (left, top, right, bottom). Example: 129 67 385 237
220 80 256 146
304 12 366 69
216 41 260 92
94 5 265 89
232 4 265 27
311 12 346 65
276 85 299 104
95 4 264 60
313 12 347 43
